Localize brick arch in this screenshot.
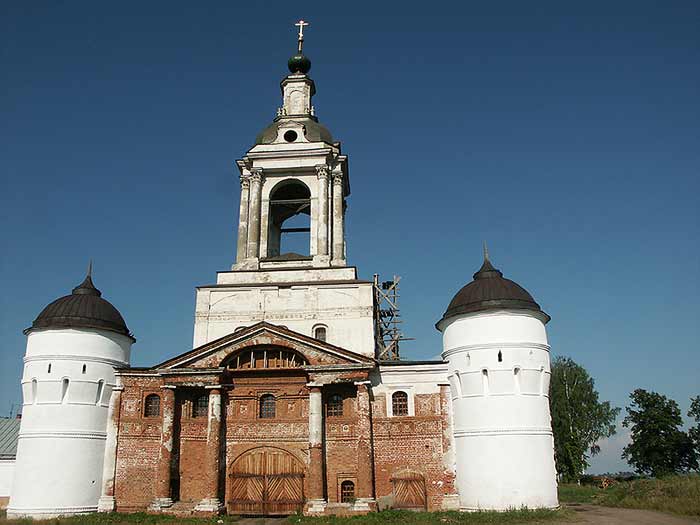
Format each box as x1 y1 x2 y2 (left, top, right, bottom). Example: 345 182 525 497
221 345 309 370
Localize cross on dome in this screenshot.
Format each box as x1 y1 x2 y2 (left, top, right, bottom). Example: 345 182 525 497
295 19 309 53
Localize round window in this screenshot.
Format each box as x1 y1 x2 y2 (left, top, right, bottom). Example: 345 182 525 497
283 130 298 143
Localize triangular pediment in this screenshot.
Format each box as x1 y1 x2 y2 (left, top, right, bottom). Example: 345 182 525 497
155 321 375 370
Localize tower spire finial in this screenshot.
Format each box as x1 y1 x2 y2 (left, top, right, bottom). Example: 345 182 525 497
295 19 309 54
483 241 490 262
87 259 93 279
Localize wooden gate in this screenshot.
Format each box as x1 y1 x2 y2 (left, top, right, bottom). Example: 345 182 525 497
391 470 427 510
228 447 305 515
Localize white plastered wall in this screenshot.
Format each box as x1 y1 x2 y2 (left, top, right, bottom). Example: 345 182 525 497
440 310 558 511
7 328 131 519
0 459 15 507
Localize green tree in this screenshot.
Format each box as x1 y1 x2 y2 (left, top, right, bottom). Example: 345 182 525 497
688 396 700 457
549 356 620 483
622 389 698 477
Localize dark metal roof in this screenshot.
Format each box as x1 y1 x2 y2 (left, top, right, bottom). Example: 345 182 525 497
255 117 333 145
27 271 132 338
0 417 20 459
438 256 549 328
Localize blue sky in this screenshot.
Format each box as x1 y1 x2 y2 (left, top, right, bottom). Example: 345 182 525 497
1 1 698 474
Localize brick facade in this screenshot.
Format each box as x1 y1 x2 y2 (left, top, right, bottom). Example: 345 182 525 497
111 323 456 516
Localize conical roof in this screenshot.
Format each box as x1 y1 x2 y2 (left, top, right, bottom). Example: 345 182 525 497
437 253 549 328
27 267 132 338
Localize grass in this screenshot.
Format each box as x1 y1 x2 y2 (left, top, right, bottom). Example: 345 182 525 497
287 509 571 525
0 510 238 524
558 473 700 517
0 509 572 525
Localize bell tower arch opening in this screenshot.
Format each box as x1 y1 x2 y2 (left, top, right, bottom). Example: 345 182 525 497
267 179 311 258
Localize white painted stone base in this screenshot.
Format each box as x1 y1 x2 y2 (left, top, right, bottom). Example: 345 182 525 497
352 498 375 512
440 494 460 510
97 496 116 512
305 498 327 514
6 505 97 519
194 498 223 513
148 497 173 511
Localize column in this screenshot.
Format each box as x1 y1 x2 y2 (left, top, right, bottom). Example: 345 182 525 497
316 165 330 258
196 387 223 513
246 168 263 260
150 385 176 510
354 381 376 510
98 386 123 512
306 384 326 513
331 172 344 265
236 176 250 263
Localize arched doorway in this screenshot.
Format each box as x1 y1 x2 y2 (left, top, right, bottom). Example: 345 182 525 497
391 469 427 510
227 447 305 515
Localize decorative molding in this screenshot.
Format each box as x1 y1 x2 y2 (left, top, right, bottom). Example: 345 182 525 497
453 427 553 438
23 355 128 367
442 342 550 358
18 430 107 440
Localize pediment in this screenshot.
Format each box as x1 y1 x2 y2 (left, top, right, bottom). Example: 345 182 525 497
156 321 375 370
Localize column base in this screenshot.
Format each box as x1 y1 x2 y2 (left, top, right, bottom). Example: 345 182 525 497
331 258 346 267
97 496 116 513
194 498 223 513
313 255 331 267
231 258 260 271
305 498 327 514
148 498 173 511
352 498 376 512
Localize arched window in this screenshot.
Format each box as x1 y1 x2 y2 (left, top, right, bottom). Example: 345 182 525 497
392 391 408 416
144 394 161 417
327 394 343 417
259 394 276 419
95 379 104 405
31 379 38 404
82 364 87 374
498 350 503 362
47 363 51 374
61 378 70 403
267 180 311 258
192 394 209 418
340 480 355 503
313 325 327 342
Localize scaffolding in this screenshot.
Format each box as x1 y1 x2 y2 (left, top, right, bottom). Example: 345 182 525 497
373 275 412 360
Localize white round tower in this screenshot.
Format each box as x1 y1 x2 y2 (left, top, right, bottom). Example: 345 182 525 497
7 269 133 519
437 253 558 511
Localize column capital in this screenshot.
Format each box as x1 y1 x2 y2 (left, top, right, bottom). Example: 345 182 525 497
250 167 263 182
240 175 251 189
332 172 343 186
315 164 330 179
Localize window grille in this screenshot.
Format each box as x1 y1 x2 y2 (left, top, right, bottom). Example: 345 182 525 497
144 394 161 417
192 394 209 418
260 394 276 419
327 394 343 417
340 480 355 503
392 391 409 416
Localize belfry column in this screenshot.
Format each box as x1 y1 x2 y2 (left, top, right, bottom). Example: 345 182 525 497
98 386 123 512
331 172 345 265
246 168 263 261
196 387 223 513
150 386 176 510
236 176 250 264
354 381 376 510
315 165 330 263
306 384 326 513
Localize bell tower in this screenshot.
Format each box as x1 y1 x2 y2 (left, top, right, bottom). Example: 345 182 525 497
233 20 349 271
193 22 374 357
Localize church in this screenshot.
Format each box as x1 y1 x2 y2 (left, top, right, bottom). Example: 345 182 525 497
7 23 558 519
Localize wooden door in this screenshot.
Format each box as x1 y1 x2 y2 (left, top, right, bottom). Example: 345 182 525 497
392 472 427 510
228 447 305 515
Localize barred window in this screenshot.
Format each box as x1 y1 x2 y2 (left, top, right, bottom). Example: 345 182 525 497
340 480 355 503
192 394 209 418
260 394 276 419
392 391 408 416
144 394 161 417
327 394 343 417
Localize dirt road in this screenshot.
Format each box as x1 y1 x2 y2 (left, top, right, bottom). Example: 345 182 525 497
562 504 699 524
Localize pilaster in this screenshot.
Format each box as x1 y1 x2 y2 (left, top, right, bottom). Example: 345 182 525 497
235 176 251 264
354 381 376 510
331 172 345 266
306 384 326 513
246 168 263 264
195 387 224 513
149 385 176 511
97 386 123 512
